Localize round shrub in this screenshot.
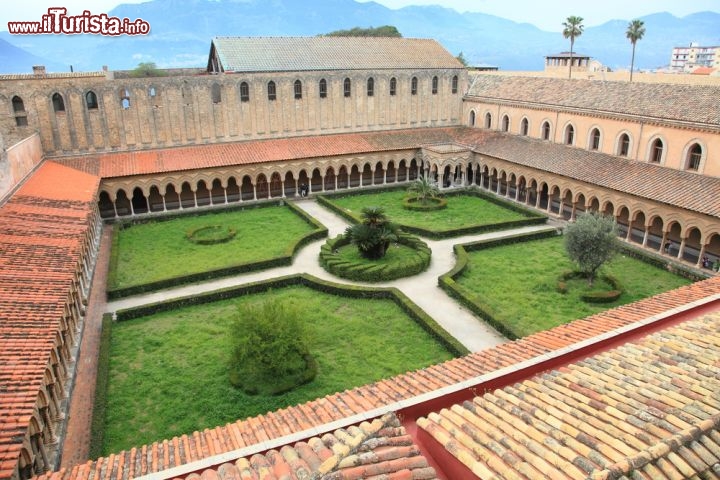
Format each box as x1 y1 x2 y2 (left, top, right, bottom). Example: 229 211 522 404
186 225 237 245
320 231 431 282
402 196 448 211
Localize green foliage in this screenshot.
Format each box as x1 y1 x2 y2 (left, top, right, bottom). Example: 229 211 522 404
89 314 114 460
557 271 623 303
562 15 584 78
564 212 619 285
626 19 646 81
406 175 441 206
228 300 316 395
129 62 167 77
455 51 469 67
344 206 399 259
323 25 402 37
185 225 237 245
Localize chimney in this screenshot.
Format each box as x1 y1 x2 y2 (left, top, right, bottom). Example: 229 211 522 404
32 65 46 76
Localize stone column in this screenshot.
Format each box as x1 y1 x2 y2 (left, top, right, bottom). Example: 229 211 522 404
642 225 650 247
677 237 686 259
696 244 707 268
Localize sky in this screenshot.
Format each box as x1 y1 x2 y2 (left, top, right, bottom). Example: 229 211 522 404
2 0 719 32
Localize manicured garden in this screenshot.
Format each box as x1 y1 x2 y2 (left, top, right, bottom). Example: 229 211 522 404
100 285 455 454
453 235 692 338
107 204 321 295
319 187 541 236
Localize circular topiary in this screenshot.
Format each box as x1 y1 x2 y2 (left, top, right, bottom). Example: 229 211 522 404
186 225 237 245
319 231 431 282
402 196 448 211
556 271 623 303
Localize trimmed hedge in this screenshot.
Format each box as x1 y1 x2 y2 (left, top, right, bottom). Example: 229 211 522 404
317 186 548 239
402 196 447 211
107 201 327 299
89 314 114 460
114 273 469 357
438 227 561 340
186 225 237 245
615 242 710 282
319 231 431 282
556 271 624 303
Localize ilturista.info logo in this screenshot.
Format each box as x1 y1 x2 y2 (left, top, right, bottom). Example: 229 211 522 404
7 8 150 35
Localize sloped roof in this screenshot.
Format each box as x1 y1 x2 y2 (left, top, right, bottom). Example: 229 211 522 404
209 36 463 72
467 75 720 127
418 311 720 479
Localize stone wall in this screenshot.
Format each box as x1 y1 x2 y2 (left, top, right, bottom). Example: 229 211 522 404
0 132 43 202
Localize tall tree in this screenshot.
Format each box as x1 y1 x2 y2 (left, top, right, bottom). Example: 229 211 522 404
564 212 618 286
562 16 584 79
626 19 646 82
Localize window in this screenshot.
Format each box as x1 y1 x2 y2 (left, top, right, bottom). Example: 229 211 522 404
211 83 222 104
85 91 98 109
12 96 25 113
590 128 600 150
687 143 702 170
451 75 458 94
319 79 327 98
149 86 157 97
618 133 630 156
120 88 131 109
267 81 276 101
240 82 249 102
294 80 302 99
564 125 575 145
520 118 529 136
367 77 374 97
344 78 351 97
542 121 551 140
469 110 475 126
15 116 28 127
389 77 396 96
411 77 418 95
52 92 65 112
650 138 664 163
501 115 509 132
484 112 492 129
431 76 438 94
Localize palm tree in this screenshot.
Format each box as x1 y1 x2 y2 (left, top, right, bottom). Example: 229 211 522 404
406 175 441 205
562 16 584 79
344 206 399 259
626 19 646 82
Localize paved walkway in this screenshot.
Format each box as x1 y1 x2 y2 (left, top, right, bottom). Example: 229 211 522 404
107 199 558 352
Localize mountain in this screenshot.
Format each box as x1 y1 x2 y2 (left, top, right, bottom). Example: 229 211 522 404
0 37 65 74
1 0 718 73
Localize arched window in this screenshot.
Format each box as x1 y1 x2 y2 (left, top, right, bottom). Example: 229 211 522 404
564 124 575 145
649 138 664 163
148 86 157 97
431 76 438 94
211 83 222 103
344 78 351 97
389 77 397 96
520 118 529 136
501 115 509 132
589 128 601 150
411 77 418 95
542 121 551 140
367 77 374 97
686 143 702 171
469 110 475 126
52 92 65 112
120 88 131 109
294 79 302 99
319 79 327 98
618 133 630 156
267 81 276 101
484 112 492 129
240 82 250 102
451 75 458 94
85 91 98 109
12 96 25 113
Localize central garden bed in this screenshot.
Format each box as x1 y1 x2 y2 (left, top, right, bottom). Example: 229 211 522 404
97 280 458 455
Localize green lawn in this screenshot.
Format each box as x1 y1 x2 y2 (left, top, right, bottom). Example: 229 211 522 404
109 205 315 289
455 236 692 337
324 189 529 232
102 286 454 454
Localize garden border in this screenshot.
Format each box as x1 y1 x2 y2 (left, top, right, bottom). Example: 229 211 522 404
317 185 547 239
88 313 114 460
106 201 327 299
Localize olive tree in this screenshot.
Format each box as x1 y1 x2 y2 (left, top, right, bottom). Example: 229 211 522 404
564 212 619 285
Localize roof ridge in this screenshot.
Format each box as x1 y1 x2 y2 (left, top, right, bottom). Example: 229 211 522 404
588 412 720 480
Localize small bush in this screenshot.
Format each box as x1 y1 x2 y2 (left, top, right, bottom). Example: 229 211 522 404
186 225 237 245
228 300 317 395
402 196 448 211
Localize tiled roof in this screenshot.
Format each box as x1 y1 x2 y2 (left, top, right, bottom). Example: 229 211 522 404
53 127 720 218
0 162 100 480
174 413 436 480
37 277 720 480
210 36 463 72
418 312 720 479
467 75 720 127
